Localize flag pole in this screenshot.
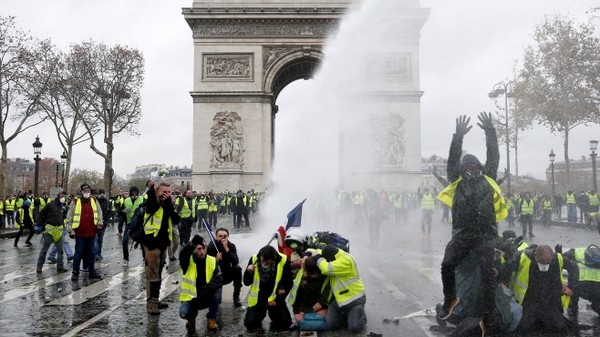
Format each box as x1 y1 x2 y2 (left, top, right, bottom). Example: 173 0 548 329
202 218 219 253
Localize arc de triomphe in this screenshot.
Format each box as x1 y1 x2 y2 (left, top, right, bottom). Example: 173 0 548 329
183 0 429 192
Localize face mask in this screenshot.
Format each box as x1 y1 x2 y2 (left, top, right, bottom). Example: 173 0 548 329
82 192 91 199
59 197 66 203
537 263 550 272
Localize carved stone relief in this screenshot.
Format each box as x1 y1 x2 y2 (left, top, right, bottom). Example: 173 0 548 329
190 20 338 39
264 47 292 68
209 111 245 169
371 112 405 167
203 54 253 80
363 53 411 82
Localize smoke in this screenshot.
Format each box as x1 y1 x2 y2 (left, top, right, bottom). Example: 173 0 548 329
255 0 417 237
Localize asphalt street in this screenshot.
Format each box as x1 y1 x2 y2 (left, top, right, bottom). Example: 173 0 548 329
0 212 599 337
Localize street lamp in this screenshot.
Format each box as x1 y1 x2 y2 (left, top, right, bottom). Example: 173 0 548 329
549 149 556 196
488 81 514 195
60 150 67 188
32 136 43 196
591 140 598 192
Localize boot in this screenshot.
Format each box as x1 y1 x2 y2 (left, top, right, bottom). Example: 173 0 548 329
207 318 218 331
157 300 169 309
437 296 460 320
186 318 196 332
233 284 242 307
147 298 160 315
147 281 161 315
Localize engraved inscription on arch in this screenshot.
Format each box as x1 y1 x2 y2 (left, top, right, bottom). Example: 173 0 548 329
363 53 412 82
203 54 254 81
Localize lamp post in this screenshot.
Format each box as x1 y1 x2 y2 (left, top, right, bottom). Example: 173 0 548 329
549 149 556 196
60 151 67 188
488 81 514 195
32 136 43 196
591 140 598 192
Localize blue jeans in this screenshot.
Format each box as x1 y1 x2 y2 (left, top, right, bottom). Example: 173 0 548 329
326 296 367 333
179 288 222 320
73 237 96 274
94 226 106 259
49 227 74 259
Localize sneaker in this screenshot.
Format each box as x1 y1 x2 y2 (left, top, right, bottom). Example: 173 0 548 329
438 297 460 320
67 256 74 261
57 267 68 273
82 268 89 273
122 260 129 267
24 242 32 246
157 300 169 309
169 257 177 262
47 257 57 264
36 266 42 274
71 272 79 281
479 320 486 337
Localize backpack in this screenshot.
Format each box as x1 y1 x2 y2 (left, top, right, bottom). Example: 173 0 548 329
584 244 600 268
128 202 150 245
310 231 350 252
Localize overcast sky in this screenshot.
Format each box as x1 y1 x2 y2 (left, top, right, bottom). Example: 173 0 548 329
3 0 599 181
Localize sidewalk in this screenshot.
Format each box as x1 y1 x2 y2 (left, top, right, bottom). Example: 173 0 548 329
0 228 19 239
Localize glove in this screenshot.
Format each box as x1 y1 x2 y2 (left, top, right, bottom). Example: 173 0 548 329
477 111 494 131
455 115 472 137
555 244 563 254
35 225 43 234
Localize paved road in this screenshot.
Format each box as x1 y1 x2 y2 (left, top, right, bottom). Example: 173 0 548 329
0 212 599 336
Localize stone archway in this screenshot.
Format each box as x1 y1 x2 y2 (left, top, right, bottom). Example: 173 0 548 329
183 1 429 192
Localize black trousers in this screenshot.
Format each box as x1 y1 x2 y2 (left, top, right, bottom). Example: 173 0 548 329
441 236 495 322
244 296 291 331
518 299 567 333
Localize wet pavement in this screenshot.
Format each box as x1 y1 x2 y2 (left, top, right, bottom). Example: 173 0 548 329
0 213 599 336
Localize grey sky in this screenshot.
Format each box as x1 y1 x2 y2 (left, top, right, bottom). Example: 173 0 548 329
3 0 599 181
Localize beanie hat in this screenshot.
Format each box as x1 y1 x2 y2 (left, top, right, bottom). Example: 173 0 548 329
129 186 140 195
80 183 91 191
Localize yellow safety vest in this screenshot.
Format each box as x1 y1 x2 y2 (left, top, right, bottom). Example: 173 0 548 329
520 200 534 215
566 194 576 204
437 175 507 222
179 197 196 218
317 249 365 307
5 199 15 212
16 207 35 228
197 197 208 210
143 206 173 241
589 194 600 207
45 224 64 243
421 194 435 210
574 248 600 283
543 200 552 210
71 198 99 229
179 255 217 301
512 252 570 308
208 200 218 212
247 253 286 308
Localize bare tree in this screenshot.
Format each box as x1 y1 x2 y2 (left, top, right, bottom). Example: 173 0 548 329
70 41 144 196
516 15 600 188
0 16 54 197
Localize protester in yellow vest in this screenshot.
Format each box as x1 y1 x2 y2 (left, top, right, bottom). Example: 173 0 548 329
14 198 36 247
518 192 535 238
565 190 578 223
420 188 435 238
500 244 578 333
66 183 103 281
541 195 553 228
179 235 222 332
563 245 600 318
143 181 180 315
315 244 366 333
243 245 293 331
5 195 16 228
36 191 69 274
436 112 507 336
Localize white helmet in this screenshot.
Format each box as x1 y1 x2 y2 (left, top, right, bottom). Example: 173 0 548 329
285 228 307 246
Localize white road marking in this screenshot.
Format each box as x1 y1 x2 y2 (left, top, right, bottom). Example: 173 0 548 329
60 269 181 337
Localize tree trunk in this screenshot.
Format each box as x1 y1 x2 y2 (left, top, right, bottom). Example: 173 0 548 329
0 141 7 198
564 129 570 189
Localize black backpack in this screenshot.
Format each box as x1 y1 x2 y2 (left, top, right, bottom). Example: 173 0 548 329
128 202 150 245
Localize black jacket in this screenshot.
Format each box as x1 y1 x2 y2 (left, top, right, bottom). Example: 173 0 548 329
446 127 499 239
207 240 240 274
39 199 65 229
144 187 180 250
243 253 293 304
179 245 223 298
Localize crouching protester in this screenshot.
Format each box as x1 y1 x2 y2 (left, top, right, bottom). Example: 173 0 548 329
562 245 600 318
36 191 69 274
243 245 293 332
288 256 330 331
179 235 222 332
313 244 367 333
